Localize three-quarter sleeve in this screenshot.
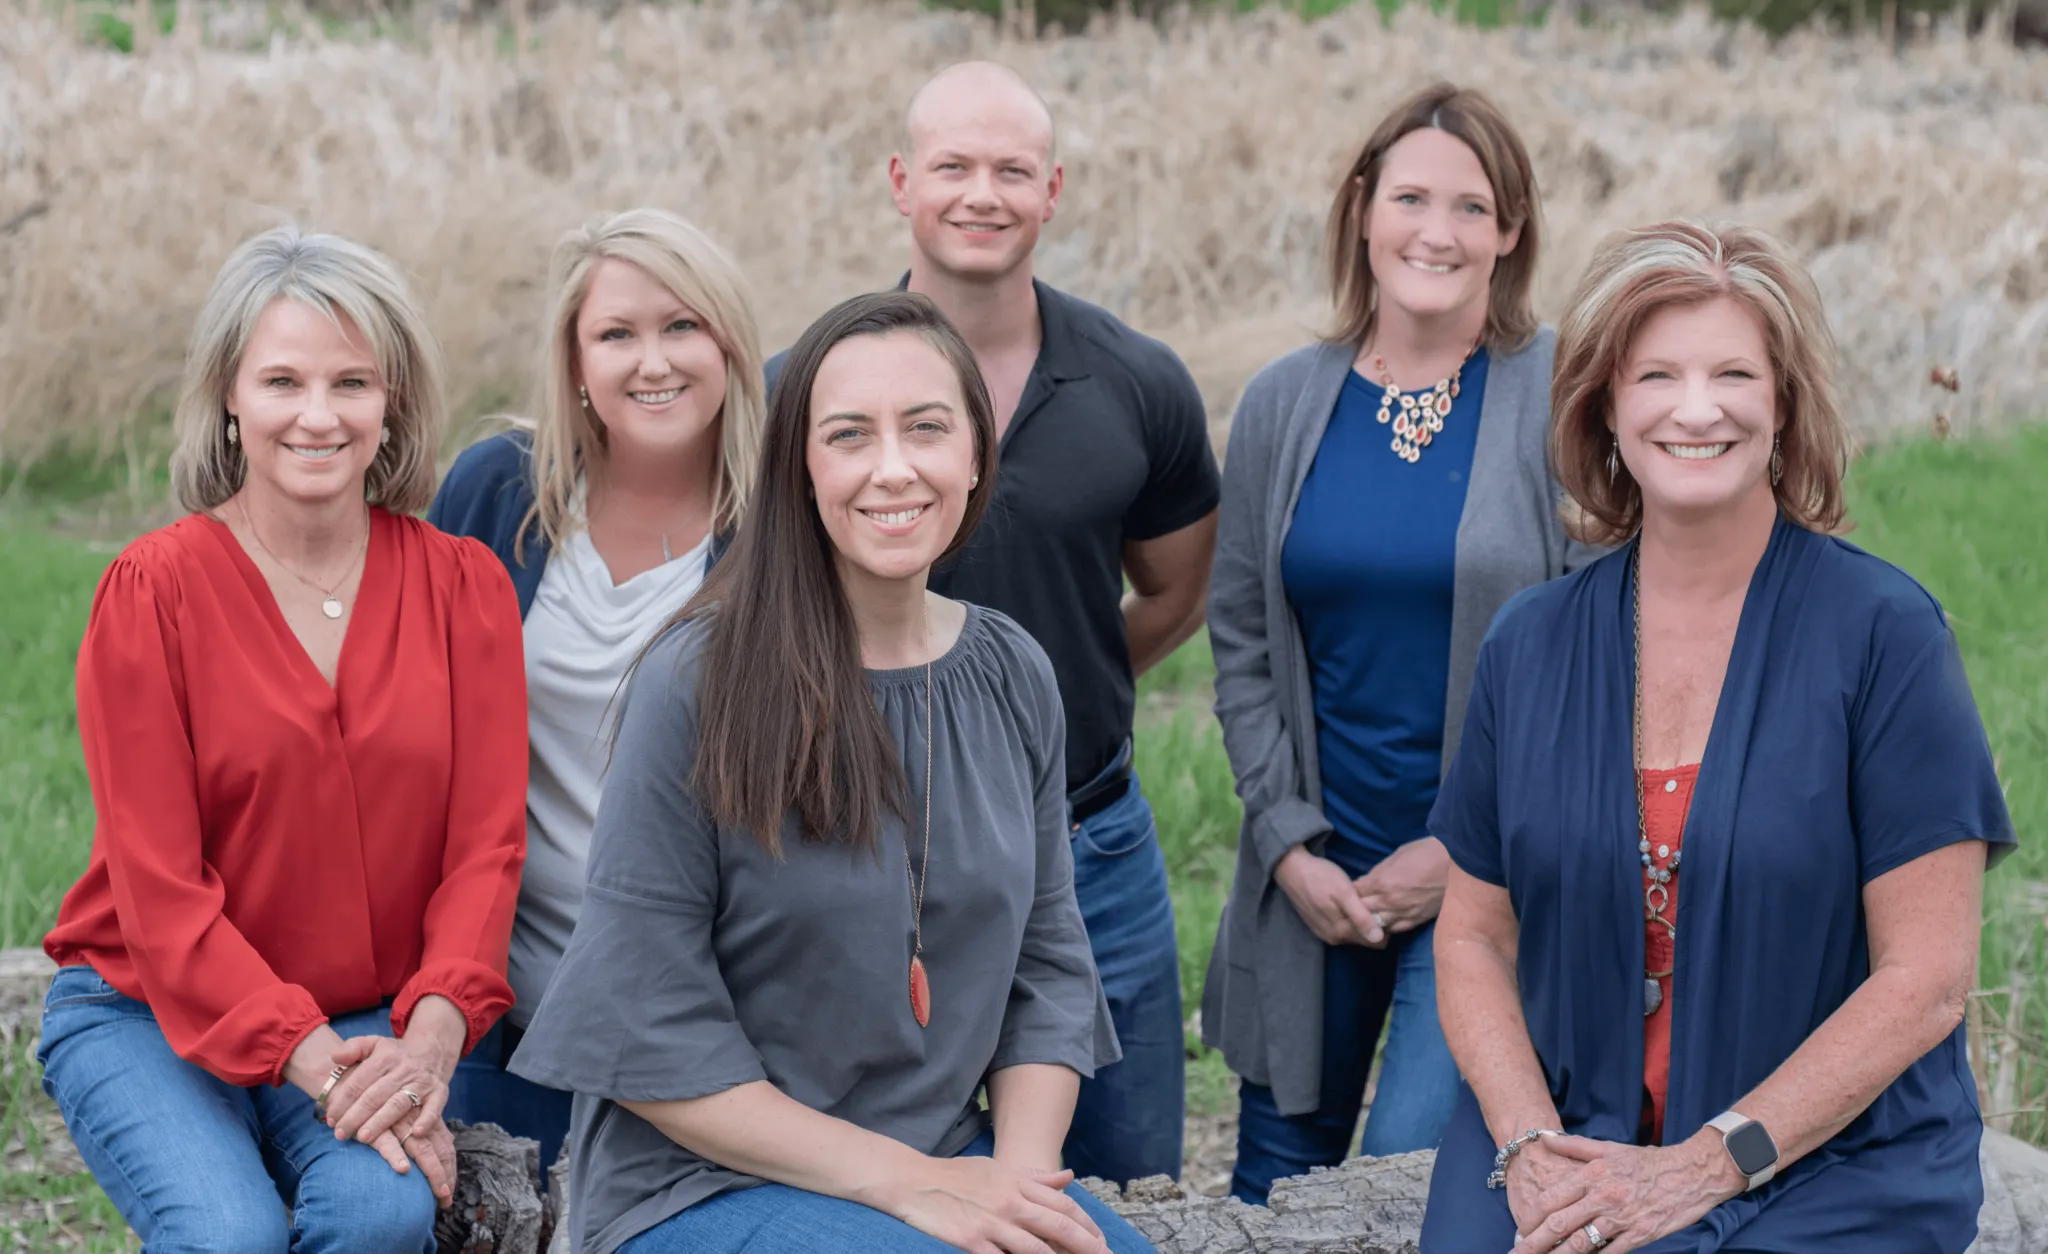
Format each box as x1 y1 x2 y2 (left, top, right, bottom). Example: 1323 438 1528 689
1850 600 2017 882
1208 367 1334 878
389 541 527 1053
508 626 768 1101
989 648 1121 1077
1430 629 1507 887
77 556 328 1086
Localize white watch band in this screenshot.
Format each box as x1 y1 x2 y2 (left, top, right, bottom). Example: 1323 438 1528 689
1706 1111 1779 1190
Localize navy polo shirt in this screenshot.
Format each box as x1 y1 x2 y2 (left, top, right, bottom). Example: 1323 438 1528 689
1281 350 1489 876
768 279 1221 788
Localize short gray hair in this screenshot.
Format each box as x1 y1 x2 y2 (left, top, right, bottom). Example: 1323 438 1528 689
170 224 447 516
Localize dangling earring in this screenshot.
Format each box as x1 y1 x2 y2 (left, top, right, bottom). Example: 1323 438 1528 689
225 417 239 446
1770 433 1784 486
379 425 392 447
578 385 591 411
1606 439 1618 485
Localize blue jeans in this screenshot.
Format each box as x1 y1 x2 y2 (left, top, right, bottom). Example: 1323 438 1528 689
619 1129 1157 1253
1229 920 1460 1204
35 964 438 1254
445 1018 573 1187
1063 775 1185 1185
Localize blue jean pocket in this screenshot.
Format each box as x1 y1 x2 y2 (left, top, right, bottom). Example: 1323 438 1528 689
42 965 126 1013
1071 784 1155 859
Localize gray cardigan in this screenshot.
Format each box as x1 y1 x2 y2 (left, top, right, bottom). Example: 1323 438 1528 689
1198 328 1602 1117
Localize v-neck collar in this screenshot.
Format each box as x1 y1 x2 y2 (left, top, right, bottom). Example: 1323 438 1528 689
200 507 388 699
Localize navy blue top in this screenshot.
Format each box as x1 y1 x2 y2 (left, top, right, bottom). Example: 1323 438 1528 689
1419 518 2015 1254
424 430 731 619
1281 351 1488 878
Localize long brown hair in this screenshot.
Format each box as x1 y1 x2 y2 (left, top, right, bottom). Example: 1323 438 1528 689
1323 82 1542 355
661 290 998 858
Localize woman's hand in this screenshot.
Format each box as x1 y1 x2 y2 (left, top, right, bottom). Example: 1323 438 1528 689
1352 837 1449 935
325 995 466 1146
1504 1135 1588 1240
1274 846 1386 947
392 1104 460 1208
887 1156 1112 1254
1509 1132 1744 1254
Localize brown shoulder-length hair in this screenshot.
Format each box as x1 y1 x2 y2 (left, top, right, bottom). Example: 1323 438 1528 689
655 290 999 858
1550 220 1852 547
1324 82 1541 355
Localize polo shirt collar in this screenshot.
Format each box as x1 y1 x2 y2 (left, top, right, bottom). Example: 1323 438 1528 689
893 270 1091 384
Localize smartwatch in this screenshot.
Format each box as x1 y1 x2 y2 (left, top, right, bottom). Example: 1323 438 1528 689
1706 1111 1779 1190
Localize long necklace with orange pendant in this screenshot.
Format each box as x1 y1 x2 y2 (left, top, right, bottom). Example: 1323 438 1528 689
906 613 936 1029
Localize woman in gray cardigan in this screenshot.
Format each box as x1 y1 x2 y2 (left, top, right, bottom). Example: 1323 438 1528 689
1201 83 1600 1204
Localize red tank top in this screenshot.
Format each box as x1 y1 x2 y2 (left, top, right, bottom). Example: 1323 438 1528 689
1639 763 1699 1145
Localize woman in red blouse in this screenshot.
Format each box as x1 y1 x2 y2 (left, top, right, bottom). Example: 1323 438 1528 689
35 224 527 1254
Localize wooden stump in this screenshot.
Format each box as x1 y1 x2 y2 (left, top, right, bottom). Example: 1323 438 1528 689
436 1122 545 1254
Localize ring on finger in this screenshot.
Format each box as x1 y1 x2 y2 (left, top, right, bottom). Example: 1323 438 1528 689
1584 1222 1608 1250
399 1088 423 1109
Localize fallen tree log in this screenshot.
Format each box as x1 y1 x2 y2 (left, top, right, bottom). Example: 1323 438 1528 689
7 948 2048 1253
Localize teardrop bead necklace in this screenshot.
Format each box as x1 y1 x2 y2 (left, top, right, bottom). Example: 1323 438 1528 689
1369 340 1479 465
905 602 936 1029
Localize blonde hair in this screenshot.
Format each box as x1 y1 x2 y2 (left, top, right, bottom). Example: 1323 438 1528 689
1550 220 1852 547
520 208 766 559
170 225 446 516
1325 82 1541 355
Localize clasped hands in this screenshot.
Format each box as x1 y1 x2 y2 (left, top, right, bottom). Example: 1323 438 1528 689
1274 838 1448 948
286 995 467 1208
1502 1129 1746 1254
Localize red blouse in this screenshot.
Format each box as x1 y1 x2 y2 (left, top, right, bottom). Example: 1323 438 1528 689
1639 762 1698 1145
44 509 528 1088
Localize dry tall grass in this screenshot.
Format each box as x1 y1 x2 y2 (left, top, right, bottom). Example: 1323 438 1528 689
1 0 2044 464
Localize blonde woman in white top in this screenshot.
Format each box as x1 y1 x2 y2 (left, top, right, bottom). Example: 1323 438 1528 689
429 207 767 1177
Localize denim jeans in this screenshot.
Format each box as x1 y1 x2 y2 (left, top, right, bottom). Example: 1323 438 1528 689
445 1018 574 1188
35 964 438 1254
1063 775 1186 1186
1229 919 1460 1204
618 1129 1157 1253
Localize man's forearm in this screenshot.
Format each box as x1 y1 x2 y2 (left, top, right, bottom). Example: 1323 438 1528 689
1122 588 1205 677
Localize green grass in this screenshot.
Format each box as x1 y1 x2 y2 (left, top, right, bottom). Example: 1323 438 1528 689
0 427 2042 1242
0 528 110 952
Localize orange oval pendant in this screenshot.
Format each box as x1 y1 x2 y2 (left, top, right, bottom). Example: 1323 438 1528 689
909 955 931 1028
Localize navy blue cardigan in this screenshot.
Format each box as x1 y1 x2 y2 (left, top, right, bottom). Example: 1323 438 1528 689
425 430 732 617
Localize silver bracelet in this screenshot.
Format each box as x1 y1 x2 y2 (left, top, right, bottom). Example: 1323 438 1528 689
1486 1127 1562 1189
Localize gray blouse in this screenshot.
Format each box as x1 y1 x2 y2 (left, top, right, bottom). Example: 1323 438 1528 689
508 602 1120 1254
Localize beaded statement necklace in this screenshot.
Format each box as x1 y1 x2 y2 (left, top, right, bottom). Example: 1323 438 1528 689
1368 343 1478 464
1633 544 1684 1017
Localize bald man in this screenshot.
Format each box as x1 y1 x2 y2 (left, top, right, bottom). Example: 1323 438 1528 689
767 62 1219 1187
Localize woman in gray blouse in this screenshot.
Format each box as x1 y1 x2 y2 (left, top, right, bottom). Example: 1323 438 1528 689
510 290 1155 1254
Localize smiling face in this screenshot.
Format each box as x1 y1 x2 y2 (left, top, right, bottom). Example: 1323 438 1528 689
1611 294 1782 526
227 298 387 508
574 256 729 461
891 67 1061 284
806 331 978 594
1364 127 1520 331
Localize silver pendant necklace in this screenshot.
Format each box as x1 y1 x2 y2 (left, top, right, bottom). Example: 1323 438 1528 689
1633 544 1683 1016
241 500 370 620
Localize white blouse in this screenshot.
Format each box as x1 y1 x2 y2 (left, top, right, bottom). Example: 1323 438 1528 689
507 517 711 1026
